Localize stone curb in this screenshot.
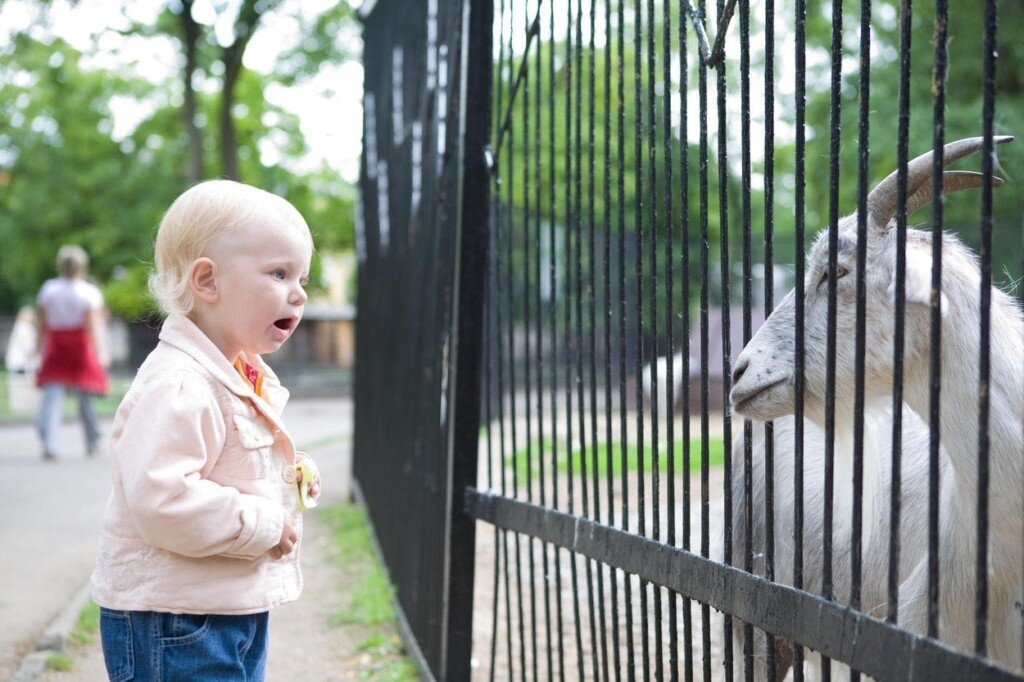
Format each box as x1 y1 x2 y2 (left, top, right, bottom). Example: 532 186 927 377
10 580 92 682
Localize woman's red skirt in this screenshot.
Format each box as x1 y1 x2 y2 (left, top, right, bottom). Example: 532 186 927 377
36 328 109 396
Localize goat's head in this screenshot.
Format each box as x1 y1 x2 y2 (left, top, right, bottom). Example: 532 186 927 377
730 136 1012 424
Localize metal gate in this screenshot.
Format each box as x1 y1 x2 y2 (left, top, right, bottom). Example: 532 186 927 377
355 0 1024 679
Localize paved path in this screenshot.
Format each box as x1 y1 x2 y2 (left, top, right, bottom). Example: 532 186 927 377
0 397 352 678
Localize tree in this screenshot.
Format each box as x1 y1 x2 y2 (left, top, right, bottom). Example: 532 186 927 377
0 7 358 317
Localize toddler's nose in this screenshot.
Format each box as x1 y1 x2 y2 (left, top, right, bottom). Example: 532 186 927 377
290 286 308 306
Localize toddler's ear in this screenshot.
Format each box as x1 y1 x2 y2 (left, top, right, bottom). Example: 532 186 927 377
189 257 220 304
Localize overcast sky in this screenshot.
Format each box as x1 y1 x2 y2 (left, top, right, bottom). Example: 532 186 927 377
0 0 365 183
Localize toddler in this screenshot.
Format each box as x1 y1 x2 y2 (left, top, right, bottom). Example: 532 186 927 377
91 180 322 681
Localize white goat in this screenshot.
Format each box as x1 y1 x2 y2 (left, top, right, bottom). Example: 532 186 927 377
726 404 948 681
730 136 1022 672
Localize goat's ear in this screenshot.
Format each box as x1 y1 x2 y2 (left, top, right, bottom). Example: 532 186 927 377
887 248 948 315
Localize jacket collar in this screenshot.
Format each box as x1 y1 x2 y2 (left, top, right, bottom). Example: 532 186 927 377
158 314 292 437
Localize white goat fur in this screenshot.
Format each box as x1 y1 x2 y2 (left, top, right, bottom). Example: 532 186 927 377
729 138 1023 673
725 406 951 681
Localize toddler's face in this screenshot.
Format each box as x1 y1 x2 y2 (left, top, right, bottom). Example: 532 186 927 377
207 215 312 358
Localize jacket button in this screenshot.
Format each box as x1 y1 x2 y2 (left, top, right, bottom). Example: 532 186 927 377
281 464 297 484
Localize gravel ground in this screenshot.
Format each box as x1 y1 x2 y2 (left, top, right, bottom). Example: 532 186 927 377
470 467 740 681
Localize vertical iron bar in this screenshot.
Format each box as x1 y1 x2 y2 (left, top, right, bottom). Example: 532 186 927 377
793 0 808 675
851 2 871 682
520 5 540 678
927 0 947 650
547 4 566 678
493 7 516 677
662 0 679 678
890 0 911 638
505 7 528 679
604 1 622 678
533 3 554 679
739 0 754 678
634 1 652 677
715 0 734 675
487 215 501 682
823 19 843 682
679 6 696 679
679 8 695 680
698 0 713 674
573 3 601 678
587 4 611 678
645 0 665 676
485 17 502 666
975 0 997 656
563 0 587 674
762 0 777 676
616 0 636 676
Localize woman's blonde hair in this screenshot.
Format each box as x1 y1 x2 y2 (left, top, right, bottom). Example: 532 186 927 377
56 245 89 278
150 180 311 316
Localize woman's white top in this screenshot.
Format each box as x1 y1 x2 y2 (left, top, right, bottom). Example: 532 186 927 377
37 278 104 330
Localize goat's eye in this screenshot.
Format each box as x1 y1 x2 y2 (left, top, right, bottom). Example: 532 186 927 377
818 266 850 288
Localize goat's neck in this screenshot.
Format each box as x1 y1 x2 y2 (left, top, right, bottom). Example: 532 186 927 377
903 286 1024 514
809 411 879 556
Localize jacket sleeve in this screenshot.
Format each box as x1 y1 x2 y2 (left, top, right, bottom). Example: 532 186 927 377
116 370 285 559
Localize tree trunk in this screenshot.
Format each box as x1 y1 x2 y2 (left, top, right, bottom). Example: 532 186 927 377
217 0 268 181
179 0 203 184
220 56 240 180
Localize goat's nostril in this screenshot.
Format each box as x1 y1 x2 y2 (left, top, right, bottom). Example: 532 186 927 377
732 359 748 385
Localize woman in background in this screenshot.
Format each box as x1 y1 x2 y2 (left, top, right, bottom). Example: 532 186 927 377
35 245 109 460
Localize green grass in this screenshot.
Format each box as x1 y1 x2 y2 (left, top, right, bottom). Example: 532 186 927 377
506 437 725 481
68 600 100 646
355 631 418 681
45 653 74 671
321 502 416 678
363 659 418 681
322 503 396 627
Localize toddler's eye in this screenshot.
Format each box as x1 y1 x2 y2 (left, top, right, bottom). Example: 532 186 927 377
273 269 286 280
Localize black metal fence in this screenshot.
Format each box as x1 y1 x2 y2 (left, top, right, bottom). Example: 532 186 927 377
355 0 1024 679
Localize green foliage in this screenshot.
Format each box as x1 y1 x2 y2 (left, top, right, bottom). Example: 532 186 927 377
495 3 1024 318
0 5 358 315
102 263 159 322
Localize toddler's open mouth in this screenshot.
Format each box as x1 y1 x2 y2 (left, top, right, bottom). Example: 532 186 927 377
274 317 296 331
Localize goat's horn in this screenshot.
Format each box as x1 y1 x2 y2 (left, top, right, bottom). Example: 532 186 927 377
903 171 1005 216
866 135 1014 234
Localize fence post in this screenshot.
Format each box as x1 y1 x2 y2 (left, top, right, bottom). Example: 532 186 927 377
442 0 493 679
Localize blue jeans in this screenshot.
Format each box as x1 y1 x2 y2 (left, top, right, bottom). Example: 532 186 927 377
99 608 269 681
36 383 100 456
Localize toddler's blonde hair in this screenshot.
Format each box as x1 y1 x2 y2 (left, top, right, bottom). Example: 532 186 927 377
150 180 311 316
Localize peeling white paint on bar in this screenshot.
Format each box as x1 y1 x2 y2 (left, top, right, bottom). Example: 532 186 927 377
392 45 404 146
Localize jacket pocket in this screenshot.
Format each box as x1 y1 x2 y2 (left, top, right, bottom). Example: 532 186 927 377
99 608 135 682
222 414 275 479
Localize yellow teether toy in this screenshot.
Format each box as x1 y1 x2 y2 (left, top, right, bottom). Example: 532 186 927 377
296 461 318 510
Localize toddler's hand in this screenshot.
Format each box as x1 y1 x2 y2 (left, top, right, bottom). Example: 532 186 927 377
295 467 321 500
269 513 298 560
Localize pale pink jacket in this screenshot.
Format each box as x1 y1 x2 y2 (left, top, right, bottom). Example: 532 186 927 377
90 313 319 615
